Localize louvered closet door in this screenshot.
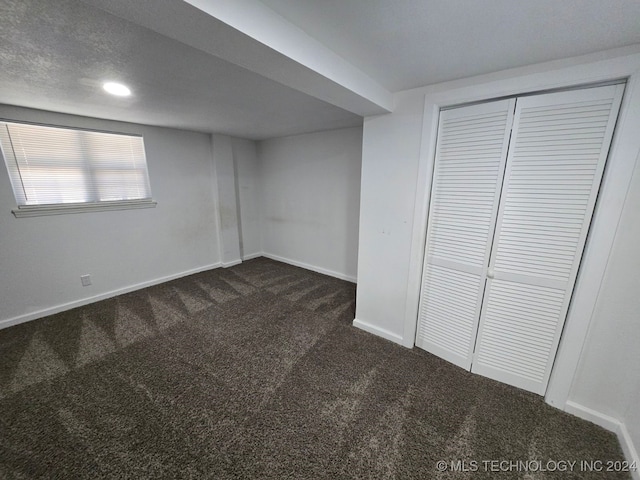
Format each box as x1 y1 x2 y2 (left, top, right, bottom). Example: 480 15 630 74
471 85 625 394
416 99 515 369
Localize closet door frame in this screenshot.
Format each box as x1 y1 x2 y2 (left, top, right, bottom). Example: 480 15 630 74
415 84 624 395
403 56 640 409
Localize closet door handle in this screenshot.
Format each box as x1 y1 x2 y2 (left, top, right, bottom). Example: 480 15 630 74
487 269 494 279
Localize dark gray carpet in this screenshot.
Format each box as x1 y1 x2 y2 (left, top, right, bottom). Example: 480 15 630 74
0 258 629 479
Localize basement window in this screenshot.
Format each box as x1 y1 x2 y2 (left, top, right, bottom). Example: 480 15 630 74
0 120 156 217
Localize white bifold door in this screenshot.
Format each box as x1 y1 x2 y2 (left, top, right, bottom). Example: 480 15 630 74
416 84 624 395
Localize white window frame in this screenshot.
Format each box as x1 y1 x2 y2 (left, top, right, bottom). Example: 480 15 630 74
0 120 157 218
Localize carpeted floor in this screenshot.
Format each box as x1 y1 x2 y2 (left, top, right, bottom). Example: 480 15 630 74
0 258 630 479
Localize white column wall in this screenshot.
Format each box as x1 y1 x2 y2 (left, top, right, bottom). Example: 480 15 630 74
211 134 242 266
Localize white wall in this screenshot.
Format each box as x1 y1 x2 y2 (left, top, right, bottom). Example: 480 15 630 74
0 105 221 327
258 127 362 281
212 134 241 266
232 137 262 259
569 152 640 456
0 104 356 328
354 47 640 465
353 93 425 342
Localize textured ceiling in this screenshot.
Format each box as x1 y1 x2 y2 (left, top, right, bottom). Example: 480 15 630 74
1 0 639 139
260 0 640 91
0 0 362 139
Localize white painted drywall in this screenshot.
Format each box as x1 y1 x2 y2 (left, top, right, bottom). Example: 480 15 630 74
569 153 640 455
354 92 425 336
356 48 640 344
232 137 262 259
212 134 242 266
181 0 393 115
0 105 221 326
258 127 362 281
354 48 640 461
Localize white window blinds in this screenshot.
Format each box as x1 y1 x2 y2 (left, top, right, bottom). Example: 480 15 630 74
0 121 154 216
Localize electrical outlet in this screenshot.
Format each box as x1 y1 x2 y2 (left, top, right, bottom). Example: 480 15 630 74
80 274 92 287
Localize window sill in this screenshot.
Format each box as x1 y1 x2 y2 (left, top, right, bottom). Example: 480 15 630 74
12 200 157 218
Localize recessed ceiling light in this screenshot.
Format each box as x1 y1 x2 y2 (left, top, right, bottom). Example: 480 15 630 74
103 82 131 97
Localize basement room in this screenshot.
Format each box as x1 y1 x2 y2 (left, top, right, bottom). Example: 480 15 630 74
0 0 639 478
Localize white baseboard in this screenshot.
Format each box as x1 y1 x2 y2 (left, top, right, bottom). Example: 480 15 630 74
1 253 356 331
242 252 263 261
352 318 404 345
0 262 222 331
565 401 639 479
619 423 640 480
565 401 621 431
261 252 357 283
221 259 243 268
